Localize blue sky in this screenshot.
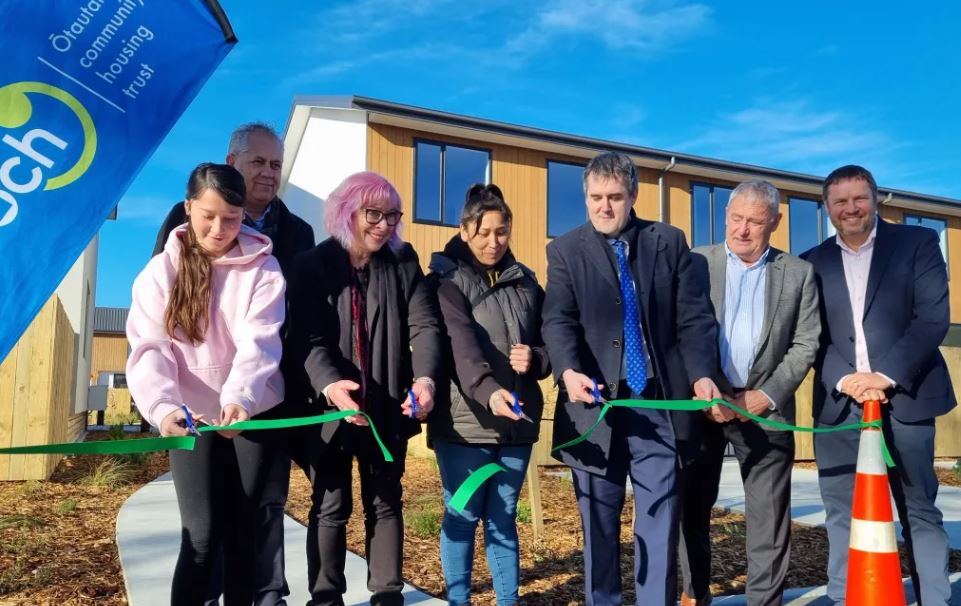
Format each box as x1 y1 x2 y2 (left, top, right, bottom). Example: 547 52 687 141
96 0 961 307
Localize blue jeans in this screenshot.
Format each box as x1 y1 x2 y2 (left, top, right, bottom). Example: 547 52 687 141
433 440 532 606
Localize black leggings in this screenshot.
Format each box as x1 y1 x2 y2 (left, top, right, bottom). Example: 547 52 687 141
169 430 279 606
306 426 408 606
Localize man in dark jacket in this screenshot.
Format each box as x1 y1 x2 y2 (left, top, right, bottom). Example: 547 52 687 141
542 151 720 606
802 165 955 605
152 122 314 606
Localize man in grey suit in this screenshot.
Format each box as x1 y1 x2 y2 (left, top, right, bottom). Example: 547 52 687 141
677 180 821 606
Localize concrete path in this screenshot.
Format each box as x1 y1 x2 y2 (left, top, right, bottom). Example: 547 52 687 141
116 472 445 606
118 462 961 605
714 459 961 548
711 459 961 604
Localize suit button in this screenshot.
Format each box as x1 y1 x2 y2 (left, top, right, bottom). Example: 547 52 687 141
613 339 620 347
615 297 621 305
608 382 616 392
849 336 855 342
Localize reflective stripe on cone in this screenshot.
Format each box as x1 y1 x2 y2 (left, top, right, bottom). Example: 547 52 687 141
845 400 906 606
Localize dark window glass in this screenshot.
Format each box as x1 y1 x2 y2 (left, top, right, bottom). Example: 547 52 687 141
789 197 821 255
444 146 489 226
413 140 490 226
414 142 442 222
547 161 586 237
691 183 729 246
692 184 712 247
713 186 732 246
905 214 949 268
789 197 834 254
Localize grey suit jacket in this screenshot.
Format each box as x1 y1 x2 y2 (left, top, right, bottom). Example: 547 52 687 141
690 244 820 426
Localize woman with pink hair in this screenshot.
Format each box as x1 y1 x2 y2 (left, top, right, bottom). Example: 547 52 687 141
286 171 443 606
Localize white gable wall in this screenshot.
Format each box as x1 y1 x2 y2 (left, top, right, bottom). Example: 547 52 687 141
281 107 369 242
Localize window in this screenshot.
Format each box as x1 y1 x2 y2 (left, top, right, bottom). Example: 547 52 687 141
547 161 586 237
691 183 732 247
414 140 490 226
904 213 949 269
788 197 835 255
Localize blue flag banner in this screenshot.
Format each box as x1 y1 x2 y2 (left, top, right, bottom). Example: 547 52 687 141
0 0 235 361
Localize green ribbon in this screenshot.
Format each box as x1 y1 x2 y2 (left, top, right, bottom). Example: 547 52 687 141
552 398 894 467
449 462 506 513
0 410 394 462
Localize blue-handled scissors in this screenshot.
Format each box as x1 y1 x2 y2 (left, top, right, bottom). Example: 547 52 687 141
180 403 200 436
591 378 602 404
408 389 419 418
510 391 534 423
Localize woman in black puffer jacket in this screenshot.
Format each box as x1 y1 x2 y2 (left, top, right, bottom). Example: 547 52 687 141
427 183 551 606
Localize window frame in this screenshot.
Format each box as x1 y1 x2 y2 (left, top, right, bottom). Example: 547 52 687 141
546 159 587 238
787 196 834 254
904 211 950 274
690 181 734 247
412 138 491 228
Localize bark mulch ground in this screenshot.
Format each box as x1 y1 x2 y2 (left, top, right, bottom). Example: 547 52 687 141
1 439 958 605
0 431 169 605
285 456 961 605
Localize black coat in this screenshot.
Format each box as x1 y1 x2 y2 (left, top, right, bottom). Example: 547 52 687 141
542 217 718 473
286 238 444 451
801 219 956 425
427 236 551 445
152 197 315 276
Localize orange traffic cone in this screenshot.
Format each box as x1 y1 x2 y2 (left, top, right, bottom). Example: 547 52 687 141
845 399 906 605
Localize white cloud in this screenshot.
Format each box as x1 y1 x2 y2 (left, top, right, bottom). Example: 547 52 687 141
673 99 895 175
506 0 712 56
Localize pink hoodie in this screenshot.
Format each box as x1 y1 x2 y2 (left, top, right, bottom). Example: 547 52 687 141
126 224 286 429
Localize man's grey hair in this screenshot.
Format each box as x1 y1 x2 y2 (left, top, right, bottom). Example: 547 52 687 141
583 151 639 198
227 122 283 156
728 179 781 217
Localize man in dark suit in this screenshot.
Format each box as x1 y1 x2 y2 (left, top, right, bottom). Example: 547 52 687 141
803 165 955 606
678 180 820 606
542 151 721 606
152 122 315 606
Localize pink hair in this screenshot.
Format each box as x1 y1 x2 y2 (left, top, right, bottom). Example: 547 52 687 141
325 171 404 252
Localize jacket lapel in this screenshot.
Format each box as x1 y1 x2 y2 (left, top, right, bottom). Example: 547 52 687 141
862 219 895 318
751 249 784 371
581 228 620 292
706 245 726 321
635 222 661 310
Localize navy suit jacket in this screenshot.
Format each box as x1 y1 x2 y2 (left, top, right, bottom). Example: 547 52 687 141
802 219 956 425
542 218 718 474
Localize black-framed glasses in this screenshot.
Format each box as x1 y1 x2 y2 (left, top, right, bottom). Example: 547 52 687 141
363 208 403 226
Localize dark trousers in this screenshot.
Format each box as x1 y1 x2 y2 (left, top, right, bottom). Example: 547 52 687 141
816 406 950 606
571 396 679 606
200 431 297 606
306 427 408 606
678 420 794 606
170 430 279 606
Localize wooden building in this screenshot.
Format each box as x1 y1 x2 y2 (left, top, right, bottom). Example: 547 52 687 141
279 96 961 460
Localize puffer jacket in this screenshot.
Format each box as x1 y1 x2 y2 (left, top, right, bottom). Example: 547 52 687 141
427 236 550 445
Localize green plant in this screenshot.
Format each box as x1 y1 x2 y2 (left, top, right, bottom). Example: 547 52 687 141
56 498 79 514
0 513 45 530
107 424 126 440
516 499 531 524
83 459 132 488
407 510 441 537
953 458 961 481
18 480 41 497
0 560 24 593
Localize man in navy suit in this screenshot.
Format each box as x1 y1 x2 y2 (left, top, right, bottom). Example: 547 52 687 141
802 165 956 605
543 151 721 606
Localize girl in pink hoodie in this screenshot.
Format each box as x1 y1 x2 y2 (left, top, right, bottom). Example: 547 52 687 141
126 162 286 605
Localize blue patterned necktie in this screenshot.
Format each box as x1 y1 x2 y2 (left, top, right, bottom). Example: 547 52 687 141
612 240 648 394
